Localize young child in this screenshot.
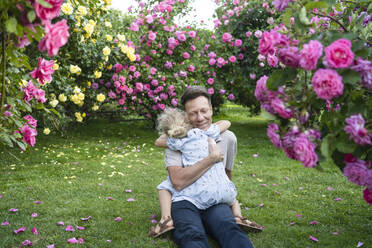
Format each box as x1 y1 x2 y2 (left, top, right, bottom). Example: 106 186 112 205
148 108 260 238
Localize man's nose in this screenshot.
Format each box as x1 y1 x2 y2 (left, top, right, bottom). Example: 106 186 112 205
196 112 204 121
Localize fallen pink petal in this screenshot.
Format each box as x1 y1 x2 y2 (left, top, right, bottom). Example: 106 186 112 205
357 241 364 247
127 198 135 202
309 221 319 225
107 240 112 242
77 226 85 230
274 191 280 194
289 222 295 226
251 173 256 177
14 226 26 234
261 184 267 187
125 189 132 193
309 235 318 242
151 219 157 224
57 221 64 226
107 196 114 200
34 201 42 204
1 221 10 226
65 225 75 232
9 208 18 212
285 176 290 180
47 244 55 248
334 198 342 202
81 216 91 221
31 213 38 218
272 184 278 186
0 194 2 198
332 232 338 235
32 226 38 235
151 213 156 219
21 240 32 246
114 217 122 221
296 214 302 218
78 238 84 244
253 153 259 157
258 203 264 207
98 183 103 186
327 187 335 191
67 238 78 244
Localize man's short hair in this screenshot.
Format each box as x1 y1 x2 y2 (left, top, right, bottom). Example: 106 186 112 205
180 86 211 108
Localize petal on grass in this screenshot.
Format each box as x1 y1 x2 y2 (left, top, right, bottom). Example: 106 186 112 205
258 203 264 208
9 208 18 212
21 240 32 246
310 221 319 225
81 216 91 221
57 221 64 226
34 201 42 204
334 198 342 202
32 226 38 235
127 198 135 202
77 226 85 230
46 244 55 248
106 240 112 242
65 225 75 232
327 187 335 191
332 232 338 235
67 238 78 244
114 217 122 222
31 213 38 218
14 226 26 234
309 235 318 242
289 222 295 226
253 154 259 158
125 189 132 193
151 219 157 224
357 242 364 247
1 221 10 226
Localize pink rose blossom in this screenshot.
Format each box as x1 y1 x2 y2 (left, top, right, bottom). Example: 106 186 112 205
24 115 37 128
228 56 236 63
227 93 235 101
271 97 293 119
207 88 214 95
351 57 372 89
207 78 214 85
282 127 301 159
148 31 157 41
325 39 354 68
312 69 343 100
267 123 282 148
272 0 294 12
343 156 370 187
222 33 232 43
14 226 26 234
299 40 323 71
344 114 371 145
277 46 300 68
234 39 242 47
38 19 69 57
293 134 318 168
20 124 37 147
183 52 190 59
22 240 32 246
34 0 64 22
30 58 55 84
267 53 278 67
245 31 252 37
363 188 372 205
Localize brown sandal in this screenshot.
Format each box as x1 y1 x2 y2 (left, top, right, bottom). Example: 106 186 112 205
235 216 262 232
147 216 175 238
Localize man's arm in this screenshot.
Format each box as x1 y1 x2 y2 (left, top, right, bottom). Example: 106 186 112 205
167 138 224 191
155 134 167 148
215 120 231 133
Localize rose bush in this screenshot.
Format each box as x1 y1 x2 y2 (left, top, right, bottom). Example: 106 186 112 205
254 0 371 204
0 0 74 151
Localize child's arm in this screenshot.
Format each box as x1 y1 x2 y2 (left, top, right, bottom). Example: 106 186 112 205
155 134 168 148
215 120 231 133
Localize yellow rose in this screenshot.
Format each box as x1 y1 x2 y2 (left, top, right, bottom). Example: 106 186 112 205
20 79 28 87
92 104 99 111
43 128 51 135
94 70 102 78
103 0 112 5
61 3 73 15
49 99 59 108
77 6 87 16
105 34 113 41
78 93 85 101
97 93 105 102
120 44 128 54
89 20 96 26
73 86 81 94
87 81 91 87
83 23 95 36
117 34 126 42
70 65 81 74
58 94 67 102
107 64 112 70
82 112 86 118
127 52 136 62
103 46 111 56
127 47 135 54
53 62 59 70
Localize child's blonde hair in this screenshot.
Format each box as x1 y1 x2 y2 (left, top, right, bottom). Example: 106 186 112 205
157 108 192 138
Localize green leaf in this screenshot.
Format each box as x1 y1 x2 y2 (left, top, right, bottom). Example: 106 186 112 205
321 135 332 159
335 139 357 153
35 103 44 110
27 10 36 23
299 7 311 26
266 69 297 90
5 17 17 34
36 0 52 8
341 70 360 85
50 108 61 118
16 141 26 151
305 1 329 11
0 133 14 148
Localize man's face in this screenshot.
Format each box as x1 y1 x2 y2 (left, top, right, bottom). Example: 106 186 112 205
184 96 213 131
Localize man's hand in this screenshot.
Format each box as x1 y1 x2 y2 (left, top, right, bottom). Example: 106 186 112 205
208 138 224 163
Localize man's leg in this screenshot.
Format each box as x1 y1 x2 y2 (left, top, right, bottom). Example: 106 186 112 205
219 130 237 179
202 203 254 248
171 200 210 248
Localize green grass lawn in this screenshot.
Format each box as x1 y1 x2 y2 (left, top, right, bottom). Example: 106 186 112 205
0 105 371 247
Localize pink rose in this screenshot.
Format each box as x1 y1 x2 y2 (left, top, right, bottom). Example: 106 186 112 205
30 57 55 84
38 19 69 57
300 40 323 71
277 46 300 68
24 115 37 128
267 123 282 148
293 134 318 168
312 69 343 100
148 31 157 41
209 58 216 66
222 33 232 43
234 39 242 47
344 114 371 145
183 52 190 59
20 124 38 147
227 93 235 101
271 97 293 119
34 0 64 22
363 188 372 205
325 39 354 68
343 157 370 186
207 88 214 95
228 56 236 63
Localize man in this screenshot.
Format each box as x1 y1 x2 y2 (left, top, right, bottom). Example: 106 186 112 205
164 86 255 248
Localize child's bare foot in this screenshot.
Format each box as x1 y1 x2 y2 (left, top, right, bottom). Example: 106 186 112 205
148 216 174 238
234 216 262 232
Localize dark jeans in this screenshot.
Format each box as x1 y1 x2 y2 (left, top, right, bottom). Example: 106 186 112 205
171 200 254 248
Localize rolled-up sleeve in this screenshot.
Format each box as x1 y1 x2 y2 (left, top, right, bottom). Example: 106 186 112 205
164 148 182 168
